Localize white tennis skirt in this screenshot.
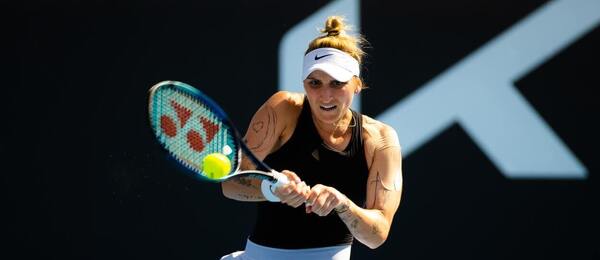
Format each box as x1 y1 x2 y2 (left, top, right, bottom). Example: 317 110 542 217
220 239 351 260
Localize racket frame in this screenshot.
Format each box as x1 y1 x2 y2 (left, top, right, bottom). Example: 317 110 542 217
148 80 282 183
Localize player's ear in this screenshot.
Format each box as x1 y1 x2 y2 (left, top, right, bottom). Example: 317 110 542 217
354 77 363 94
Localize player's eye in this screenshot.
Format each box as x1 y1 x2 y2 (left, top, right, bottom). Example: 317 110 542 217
331 80 347 89
306 79 321 88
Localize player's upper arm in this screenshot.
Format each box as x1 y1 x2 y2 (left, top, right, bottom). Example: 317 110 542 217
364 124 403 222
243 91 299 161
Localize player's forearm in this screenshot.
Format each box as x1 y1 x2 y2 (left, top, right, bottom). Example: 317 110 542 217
221 177 266 201
336 200 390 249
221 153 267 201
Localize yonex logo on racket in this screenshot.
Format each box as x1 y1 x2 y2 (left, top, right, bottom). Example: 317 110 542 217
159 99 219 153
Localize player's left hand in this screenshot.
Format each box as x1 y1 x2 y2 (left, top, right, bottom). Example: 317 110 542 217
305 184 348 216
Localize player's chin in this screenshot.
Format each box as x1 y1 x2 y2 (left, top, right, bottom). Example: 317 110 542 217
316 107 341 121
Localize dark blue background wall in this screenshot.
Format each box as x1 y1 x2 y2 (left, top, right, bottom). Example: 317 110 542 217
4 1 599 259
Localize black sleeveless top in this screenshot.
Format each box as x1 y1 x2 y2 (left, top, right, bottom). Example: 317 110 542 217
249 98 369 249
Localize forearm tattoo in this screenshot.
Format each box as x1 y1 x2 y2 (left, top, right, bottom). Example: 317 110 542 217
337 200 387 242
350 218 359 230
341 213 382 238
235 176 254 188
371 223 383 236
236 193 264 200
335 203 350 214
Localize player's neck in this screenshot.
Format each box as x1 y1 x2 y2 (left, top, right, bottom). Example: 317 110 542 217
312 110 354 138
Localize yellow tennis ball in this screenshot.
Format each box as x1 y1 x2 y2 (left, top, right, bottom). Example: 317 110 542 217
202 153 232 179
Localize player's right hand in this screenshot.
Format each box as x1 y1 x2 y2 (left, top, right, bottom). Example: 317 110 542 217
274 170 310 208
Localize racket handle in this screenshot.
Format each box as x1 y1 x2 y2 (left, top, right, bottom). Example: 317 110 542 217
271 170 289 187
260 171 289 202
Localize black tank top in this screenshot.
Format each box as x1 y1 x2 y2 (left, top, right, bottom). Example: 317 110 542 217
249 98 369 249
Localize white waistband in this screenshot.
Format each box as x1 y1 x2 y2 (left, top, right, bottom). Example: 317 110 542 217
243 239 351 260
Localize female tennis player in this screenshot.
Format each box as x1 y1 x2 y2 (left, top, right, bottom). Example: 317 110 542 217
221 16 402 260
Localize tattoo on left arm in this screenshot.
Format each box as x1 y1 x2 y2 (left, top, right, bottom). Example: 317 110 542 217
371 223 383 236
335 203 350 214
368 171 392 209
350 218 359 230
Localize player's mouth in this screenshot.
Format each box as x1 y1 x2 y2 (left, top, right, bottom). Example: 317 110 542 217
319 104 337 111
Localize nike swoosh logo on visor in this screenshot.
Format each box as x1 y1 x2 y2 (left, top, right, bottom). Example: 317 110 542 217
314 54 333 60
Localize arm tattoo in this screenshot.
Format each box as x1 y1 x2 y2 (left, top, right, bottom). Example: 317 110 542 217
368 172 380 208
335 204 350 214
235 177 254 188
252 121 264 133
350 218 359 230
236 193 264 200
248 106 278 153
371 223 383 236
368 171 392 208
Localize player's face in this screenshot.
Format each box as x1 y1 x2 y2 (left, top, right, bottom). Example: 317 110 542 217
303 70 361 125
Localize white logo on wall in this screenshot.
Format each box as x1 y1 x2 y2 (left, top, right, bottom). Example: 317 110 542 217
279 0 599 179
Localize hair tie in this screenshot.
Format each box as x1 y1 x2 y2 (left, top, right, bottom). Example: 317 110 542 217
327 30 340 36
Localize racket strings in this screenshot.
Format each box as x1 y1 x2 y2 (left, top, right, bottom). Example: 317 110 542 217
151 86 239 174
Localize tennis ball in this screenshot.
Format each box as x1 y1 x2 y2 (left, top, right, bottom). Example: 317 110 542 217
202 153 232 179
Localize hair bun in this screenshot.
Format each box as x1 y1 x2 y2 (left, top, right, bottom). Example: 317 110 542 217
323 16 346 37
327 30 340 37
306 15 365 64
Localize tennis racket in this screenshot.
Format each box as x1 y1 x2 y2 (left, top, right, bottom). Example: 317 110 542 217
148 80 289 192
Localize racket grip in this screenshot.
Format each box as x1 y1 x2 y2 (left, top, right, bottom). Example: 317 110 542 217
271 170 289 187
260 171 289 202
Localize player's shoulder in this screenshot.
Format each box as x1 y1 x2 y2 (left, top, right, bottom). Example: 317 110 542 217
266 91 303 106
260 91 304 128
265 91 304 113
361 114 400 150
361 114 396 136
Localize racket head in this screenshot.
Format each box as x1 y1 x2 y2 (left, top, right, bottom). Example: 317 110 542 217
148 81 242 182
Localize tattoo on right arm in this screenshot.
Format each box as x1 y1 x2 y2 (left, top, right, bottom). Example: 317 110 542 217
247 106 278 153
236 193 263 200
235 177 254 188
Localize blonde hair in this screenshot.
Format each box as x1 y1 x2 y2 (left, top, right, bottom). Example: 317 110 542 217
305 16 366 64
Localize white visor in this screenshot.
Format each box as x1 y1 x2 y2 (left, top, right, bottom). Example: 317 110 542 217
302 48 360 82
